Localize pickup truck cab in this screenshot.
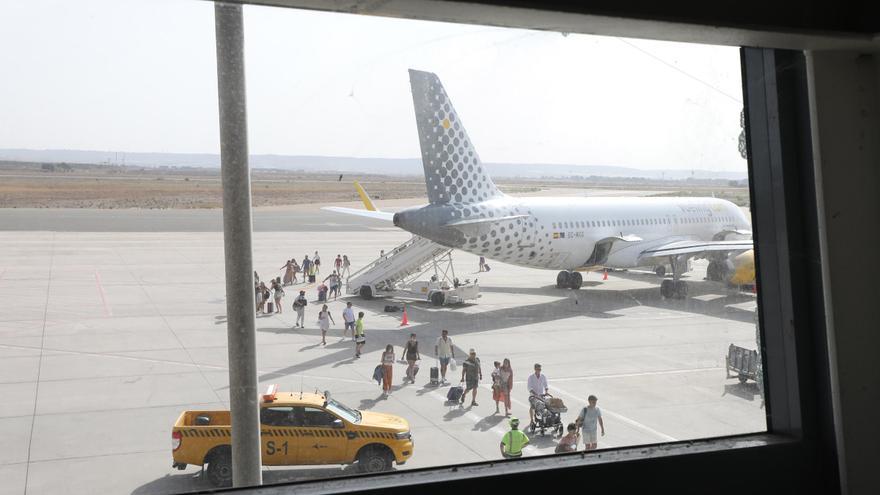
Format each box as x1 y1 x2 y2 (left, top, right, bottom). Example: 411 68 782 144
171 387 413 487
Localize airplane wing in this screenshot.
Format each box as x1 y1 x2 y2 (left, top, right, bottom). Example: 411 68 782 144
638 239 753 261
322 206 395 222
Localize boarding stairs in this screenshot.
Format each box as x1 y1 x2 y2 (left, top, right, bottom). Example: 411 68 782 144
346 235 451 298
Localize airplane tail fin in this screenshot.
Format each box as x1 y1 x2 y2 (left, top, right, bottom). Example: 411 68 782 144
409 69 504 205
354 181 377 211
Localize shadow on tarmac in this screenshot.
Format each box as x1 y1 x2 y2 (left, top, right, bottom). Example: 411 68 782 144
214 273 757 388
472 414 505 432
722 381 762 401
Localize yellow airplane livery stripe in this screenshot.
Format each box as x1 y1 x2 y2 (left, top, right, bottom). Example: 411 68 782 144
354 181 377 211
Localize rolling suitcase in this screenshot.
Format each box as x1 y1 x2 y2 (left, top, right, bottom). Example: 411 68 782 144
309 275 316 283
446 385 463 402
266 301 274 313
430 366 440 386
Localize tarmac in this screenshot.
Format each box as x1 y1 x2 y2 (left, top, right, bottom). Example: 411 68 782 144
0 200 763 495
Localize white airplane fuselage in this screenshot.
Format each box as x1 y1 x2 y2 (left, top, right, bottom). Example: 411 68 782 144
394 195 750 271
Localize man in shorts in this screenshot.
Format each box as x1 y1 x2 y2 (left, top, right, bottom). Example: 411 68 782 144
354 312 366 358
342 301 356 341
434 329 455 384
459 348 482 407
527 363 549 427
575 394 605 450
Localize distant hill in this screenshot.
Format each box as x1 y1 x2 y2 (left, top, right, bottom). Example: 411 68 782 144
0 149 748 180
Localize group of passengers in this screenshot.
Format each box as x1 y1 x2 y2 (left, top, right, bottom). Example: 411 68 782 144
253 253 352 315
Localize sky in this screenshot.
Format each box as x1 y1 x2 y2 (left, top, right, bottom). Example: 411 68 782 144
0 0 747 171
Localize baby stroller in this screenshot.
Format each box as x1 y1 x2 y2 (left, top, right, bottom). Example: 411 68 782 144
528 393 567 437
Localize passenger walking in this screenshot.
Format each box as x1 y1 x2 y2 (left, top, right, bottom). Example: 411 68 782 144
342 301 356 341
498 358 513 416
254 271 260 284
341 255 351 279
402 333 420 384
281 260 294 286
258 282 270 314
318 304 335 345
290 259 300 284
434 329 455 384
334 254 343 274
527 363 549 427
313 251 321 275
575 395 605 450
324 271 340 300
555 423 580 453
254 281 262 313
479 256 486 272
301 255 311 281
292 290 307 328
381 344 395 397
459 348 482 407
491 361 503 414
500 417 529 459
272 278 284 313
308 262 317 284
354 312 366 358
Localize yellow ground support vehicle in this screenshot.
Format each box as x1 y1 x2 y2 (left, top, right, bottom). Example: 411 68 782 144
171 387 413 487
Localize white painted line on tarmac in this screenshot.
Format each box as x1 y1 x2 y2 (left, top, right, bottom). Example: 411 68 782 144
94 270 112 317
527 366 724 384
424 387 537 456
549 384 678 443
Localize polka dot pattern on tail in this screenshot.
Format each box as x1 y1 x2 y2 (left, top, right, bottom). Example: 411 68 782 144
409 70 505 205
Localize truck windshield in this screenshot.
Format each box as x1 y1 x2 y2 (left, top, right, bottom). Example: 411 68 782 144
325 398 361 424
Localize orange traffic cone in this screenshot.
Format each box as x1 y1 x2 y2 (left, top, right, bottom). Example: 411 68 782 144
602 269 608 281
400 306 409 326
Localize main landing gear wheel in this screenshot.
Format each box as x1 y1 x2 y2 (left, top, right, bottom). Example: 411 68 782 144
569 271 583 289
556 271 570 289
661 280 689 299
359 285 373 300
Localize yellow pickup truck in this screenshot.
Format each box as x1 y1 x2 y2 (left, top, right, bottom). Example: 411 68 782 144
171 388 413 487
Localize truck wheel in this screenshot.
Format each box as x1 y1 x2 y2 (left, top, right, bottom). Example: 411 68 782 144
357 445 393 473
205 447 232 488
430 292 445 306
359 285 373 300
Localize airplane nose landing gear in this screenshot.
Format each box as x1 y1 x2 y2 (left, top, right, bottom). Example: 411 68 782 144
661 255 689 299
661 279 688 299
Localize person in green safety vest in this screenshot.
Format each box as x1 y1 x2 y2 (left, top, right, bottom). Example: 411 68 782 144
500 417 530 458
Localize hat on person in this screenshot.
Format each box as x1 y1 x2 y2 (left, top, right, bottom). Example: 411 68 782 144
509 417 520 428
469 348 476 354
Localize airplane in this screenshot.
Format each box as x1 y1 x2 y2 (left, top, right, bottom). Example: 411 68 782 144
326 69 754 299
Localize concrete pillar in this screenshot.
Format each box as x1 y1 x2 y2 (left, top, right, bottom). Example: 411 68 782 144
214 1 262 488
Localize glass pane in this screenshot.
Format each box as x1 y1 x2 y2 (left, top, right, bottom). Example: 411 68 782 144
0 0 763 493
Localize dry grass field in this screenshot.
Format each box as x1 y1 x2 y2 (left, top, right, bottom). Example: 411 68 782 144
0 161 749 208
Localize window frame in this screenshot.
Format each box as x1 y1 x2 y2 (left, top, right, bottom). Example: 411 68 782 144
212 3 838 494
